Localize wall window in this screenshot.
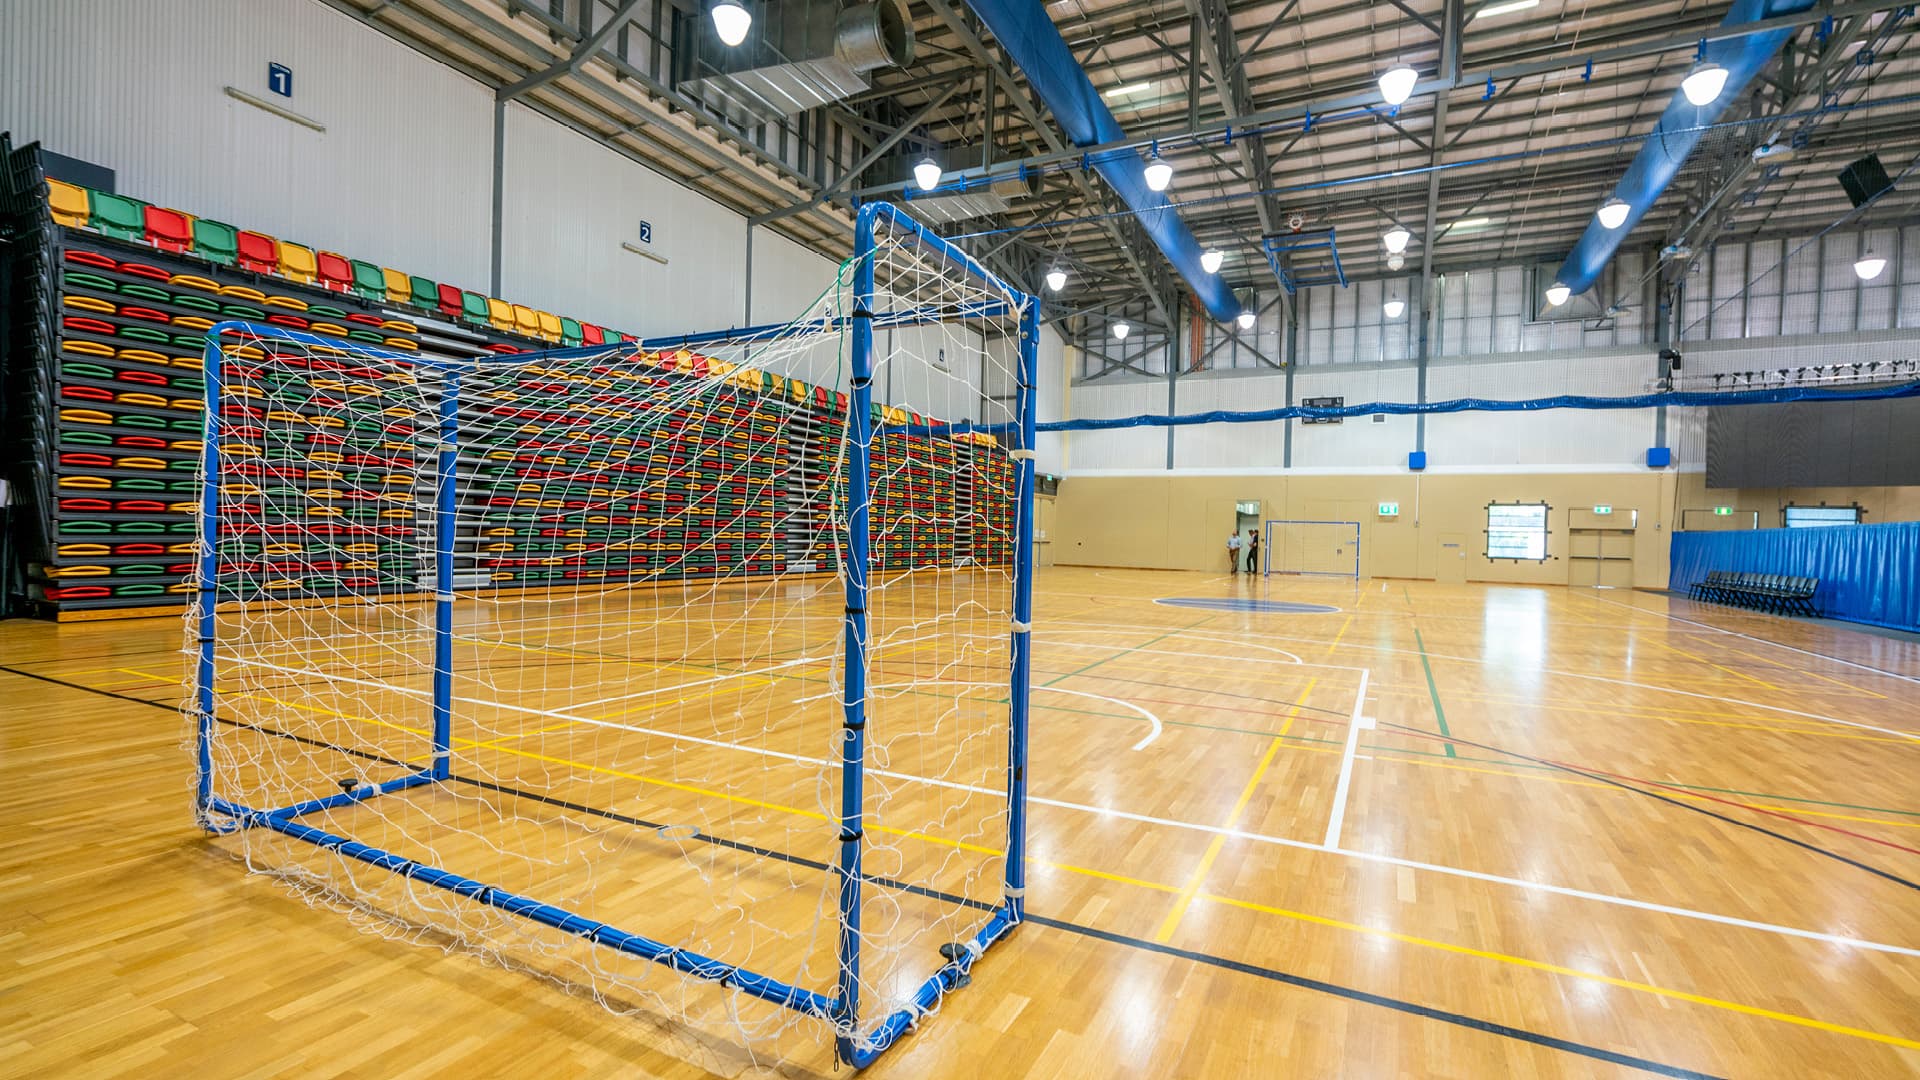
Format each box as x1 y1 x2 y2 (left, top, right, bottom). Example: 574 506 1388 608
1486 502 1550 559
1783 505 1862 528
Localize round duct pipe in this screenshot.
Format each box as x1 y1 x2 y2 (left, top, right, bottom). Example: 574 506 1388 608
836 0 914 73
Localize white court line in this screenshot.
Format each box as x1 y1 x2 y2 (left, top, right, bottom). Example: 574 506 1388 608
1321 668 1371 849
218 660 1920 959
1580 590 1920 687
1036 686 1163 749
1128 621 1920 742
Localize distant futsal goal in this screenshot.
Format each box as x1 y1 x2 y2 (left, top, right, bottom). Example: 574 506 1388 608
1262 519 1361 579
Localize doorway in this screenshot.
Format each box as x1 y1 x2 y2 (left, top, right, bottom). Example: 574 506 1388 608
1234 500 1260 573
1435 532 1468 584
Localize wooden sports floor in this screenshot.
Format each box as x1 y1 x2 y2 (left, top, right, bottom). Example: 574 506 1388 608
4 566 1918 1078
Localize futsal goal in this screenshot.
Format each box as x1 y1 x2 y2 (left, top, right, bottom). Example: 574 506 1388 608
1262 519 1361 579
187 202 1036 1068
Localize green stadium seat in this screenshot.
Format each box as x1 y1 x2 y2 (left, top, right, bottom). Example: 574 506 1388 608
193 219 238 266
90 191 146 241
461 290 490 325
409 275 438 310
560 317 583 347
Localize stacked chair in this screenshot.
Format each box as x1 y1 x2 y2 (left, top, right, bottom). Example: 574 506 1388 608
1688 571 1821 616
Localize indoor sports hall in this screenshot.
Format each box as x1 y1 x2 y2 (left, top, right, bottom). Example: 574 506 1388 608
2 1 1917 1077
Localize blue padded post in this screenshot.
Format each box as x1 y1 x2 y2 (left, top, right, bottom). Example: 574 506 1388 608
193 331 227 825
1005 297 1039 922
833 205 881 1065
431 374 460 780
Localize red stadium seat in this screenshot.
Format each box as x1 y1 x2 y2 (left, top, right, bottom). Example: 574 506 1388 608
237 230 279 274
436 283 464 319
581 322 605 346
316 251 354 293
143 206 192 253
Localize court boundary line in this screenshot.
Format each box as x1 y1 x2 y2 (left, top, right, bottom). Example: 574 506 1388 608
0 663 1897 1067
1322 669 1371 849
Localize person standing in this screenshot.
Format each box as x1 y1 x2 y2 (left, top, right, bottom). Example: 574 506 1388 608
1246 530 1261 575
1226 531 1243 574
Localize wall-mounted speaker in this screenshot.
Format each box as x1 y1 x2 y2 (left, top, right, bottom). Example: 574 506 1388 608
1837 153 1892 208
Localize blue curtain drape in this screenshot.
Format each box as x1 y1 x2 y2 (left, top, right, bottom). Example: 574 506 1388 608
1669 521 1920 632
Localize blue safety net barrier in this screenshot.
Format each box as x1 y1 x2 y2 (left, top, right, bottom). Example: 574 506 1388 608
898 379 1920 437
1670 521 1920 632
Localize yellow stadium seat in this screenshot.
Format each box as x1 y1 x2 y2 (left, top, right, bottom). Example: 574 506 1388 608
535 310 562 342
47 179 89 227
277 241 319 284
487 298 514 332
381 267 412 303
512 304 540 338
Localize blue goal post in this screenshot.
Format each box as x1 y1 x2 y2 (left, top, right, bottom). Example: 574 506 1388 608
190 199 1038 1070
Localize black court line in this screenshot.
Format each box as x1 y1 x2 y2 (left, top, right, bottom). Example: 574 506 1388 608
0 663 1720 1079
1376 718 1920 893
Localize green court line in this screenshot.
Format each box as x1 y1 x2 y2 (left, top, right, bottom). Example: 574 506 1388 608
1412 626 1456 758
1041 617 1213 687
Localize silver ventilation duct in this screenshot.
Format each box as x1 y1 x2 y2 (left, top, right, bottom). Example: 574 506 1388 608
680 1 914 126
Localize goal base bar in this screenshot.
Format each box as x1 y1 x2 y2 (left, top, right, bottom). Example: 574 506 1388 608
201 778 1021 1067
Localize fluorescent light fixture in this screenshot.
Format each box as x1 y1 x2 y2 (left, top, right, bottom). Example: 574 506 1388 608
1379 66 1419 106
1475 0 1540 17
1383 297 1406 319
1237 309 1256 330
1386 253 1406 271
1201 249 1224 274
1854 252 1888 280
1104 81 1155 99
1045 265 1067 292
1113 321 1131 340
1451 217 1491 229
1382 226 1411 254
1545 282 1572 307
1596 197 1631 230
710 0 751 46
1143 152 1173 192
1681 61 1728 107
913 157 942 191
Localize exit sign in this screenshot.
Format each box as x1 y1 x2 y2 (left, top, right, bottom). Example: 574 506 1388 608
1713 506 1733 516
1378 502 1399 517
1593 504 1613 515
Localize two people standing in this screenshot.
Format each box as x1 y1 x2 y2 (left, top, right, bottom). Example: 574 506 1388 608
1226 530 1260 574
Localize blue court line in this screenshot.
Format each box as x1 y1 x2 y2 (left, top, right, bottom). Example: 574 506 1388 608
1153 597 1343 614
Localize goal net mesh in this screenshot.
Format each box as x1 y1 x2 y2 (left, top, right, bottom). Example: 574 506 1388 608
186 214 1029 1067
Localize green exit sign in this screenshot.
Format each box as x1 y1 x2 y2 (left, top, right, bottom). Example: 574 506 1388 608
1378 502 1400 517
1714 506 1733 516
1593 504 1613 515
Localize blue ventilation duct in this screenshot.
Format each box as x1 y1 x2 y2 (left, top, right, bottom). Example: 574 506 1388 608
960 0 1244 321
1552 0 1817 295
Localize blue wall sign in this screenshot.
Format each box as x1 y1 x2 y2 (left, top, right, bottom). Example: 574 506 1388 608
638 220 654 245
268 63 293 98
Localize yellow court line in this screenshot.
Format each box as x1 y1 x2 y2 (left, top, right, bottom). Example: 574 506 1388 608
1199 891 1920 1051
1653 639 1781 692
1153 676 1319 943
1717 645 1889 700
211 675 1918 1050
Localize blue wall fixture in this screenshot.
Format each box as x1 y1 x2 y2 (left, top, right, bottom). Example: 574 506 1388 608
1669 521 1920 632
1647 446 1672 468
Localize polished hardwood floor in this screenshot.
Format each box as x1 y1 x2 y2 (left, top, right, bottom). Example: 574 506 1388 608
3 567 1918 1078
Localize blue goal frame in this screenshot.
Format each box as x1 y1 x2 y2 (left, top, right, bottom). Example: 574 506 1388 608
191 201 1038 1069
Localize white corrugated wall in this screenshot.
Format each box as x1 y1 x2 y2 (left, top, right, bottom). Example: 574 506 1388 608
0 0 838 341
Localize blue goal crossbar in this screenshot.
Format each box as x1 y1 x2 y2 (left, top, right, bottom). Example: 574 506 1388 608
191 201 1037 1070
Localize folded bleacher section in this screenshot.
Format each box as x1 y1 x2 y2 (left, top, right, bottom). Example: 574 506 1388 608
0 135 1012 620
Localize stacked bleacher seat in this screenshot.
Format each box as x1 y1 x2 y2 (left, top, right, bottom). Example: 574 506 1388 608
1688 571 1820 616
0 136 1014 619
